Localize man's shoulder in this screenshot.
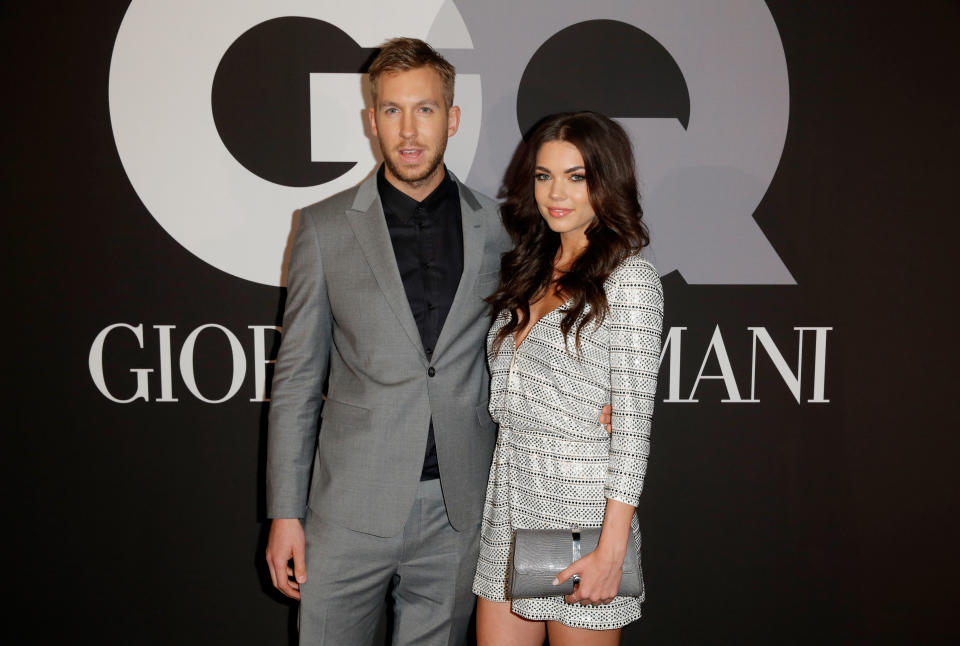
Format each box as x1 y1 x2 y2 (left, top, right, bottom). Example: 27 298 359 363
457 182 498 213
460 183 510 245
299 184 361 222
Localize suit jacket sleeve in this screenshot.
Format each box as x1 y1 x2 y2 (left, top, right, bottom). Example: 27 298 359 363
266 210 332 519
605 255 664 508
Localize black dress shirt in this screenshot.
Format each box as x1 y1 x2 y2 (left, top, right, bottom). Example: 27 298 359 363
377 164 463 480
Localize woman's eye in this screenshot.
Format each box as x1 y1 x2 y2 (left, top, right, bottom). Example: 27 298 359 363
534 173 550 182
569 174 586 182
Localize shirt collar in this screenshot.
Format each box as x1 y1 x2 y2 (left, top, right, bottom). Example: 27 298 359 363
377 164 456 223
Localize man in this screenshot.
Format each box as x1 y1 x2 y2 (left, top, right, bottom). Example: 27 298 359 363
265 38 511 645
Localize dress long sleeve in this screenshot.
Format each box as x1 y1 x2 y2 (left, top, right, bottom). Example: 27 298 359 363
604 256 664 507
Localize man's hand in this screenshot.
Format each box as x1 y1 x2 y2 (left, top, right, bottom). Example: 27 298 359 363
266 518 307 600
599 404 613 433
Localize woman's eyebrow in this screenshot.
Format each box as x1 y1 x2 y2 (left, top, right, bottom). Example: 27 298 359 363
534 165 585 174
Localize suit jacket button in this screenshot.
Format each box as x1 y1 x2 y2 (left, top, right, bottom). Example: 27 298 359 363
428 367 436 377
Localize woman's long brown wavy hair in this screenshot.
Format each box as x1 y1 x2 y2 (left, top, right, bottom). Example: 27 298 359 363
489 111 650 351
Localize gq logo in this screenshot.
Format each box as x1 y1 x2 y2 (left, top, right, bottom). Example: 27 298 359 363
110 0 791 286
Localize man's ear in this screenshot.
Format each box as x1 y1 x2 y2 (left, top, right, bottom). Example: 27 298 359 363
368 106 379 137
447 105 461 138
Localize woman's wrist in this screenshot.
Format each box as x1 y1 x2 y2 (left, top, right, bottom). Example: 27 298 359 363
596 535 628 563
597 497 634 563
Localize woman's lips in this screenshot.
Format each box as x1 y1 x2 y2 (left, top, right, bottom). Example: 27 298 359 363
547 207 572 218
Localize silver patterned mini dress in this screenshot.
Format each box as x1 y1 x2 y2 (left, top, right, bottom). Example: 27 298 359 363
472 254 663 630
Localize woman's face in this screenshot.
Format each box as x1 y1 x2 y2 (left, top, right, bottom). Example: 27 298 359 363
534 140 597 241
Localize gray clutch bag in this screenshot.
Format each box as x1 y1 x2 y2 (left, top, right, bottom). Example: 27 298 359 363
508 526 642 599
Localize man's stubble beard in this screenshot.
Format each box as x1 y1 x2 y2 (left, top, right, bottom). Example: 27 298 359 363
380 136 448 190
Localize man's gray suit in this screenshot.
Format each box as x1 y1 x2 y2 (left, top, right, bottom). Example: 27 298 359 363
267 170 510 644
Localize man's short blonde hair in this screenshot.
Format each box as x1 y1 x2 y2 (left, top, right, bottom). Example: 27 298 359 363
368 37 456 108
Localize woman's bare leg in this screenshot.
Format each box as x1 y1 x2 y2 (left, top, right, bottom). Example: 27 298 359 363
476 598 546 646
546 621 621 646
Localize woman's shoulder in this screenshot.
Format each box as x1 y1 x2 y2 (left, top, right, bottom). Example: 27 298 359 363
607 251 661 290
604 252 664 319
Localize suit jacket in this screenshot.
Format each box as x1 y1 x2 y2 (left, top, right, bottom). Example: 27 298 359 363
266 170 511 536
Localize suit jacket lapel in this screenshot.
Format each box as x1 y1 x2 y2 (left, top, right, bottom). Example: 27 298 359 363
432 176 486 360
345 173 426 359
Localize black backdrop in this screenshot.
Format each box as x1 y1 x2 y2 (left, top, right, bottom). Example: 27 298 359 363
4 1 959 644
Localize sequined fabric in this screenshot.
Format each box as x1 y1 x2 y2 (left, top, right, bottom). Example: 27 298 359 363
472 254 663 630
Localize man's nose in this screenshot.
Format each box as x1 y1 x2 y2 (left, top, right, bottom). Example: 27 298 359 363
400 111 416 140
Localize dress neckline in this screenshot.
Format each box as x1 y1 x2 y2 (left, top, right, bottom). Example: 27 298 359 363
512 296 574 350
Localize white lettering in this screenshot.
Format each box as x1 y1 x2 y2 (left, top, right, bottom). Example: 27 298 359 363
687 325 745 402
748 327 802 403
153 325 178 402
659 326 687 402
747 326 833 403
87 323 828 406
799 327 832 403
88 323 153 403
249 325 281 402
179 324 246 404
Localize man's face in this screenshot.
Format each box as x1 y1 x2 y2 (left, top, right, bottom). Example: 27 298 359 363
368 67 460 194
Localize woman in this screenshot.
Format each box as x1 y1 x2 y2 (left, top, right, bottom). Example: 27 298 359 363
472 111 663 646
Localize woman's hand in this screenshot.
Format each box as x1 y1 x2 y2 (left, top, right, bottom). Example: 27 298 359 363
553 499 635 605
553 544 625 606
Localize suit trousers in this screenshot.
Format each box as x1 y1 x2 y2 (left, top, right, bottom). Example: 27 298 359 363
300 478 481 646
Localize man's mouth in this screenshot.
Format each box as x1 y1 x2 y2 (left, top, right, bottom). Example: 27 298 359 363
398 148 424 163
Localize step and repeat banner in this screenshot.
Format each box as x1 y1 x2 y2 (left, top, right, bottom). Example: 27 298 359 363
5 1 957 644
